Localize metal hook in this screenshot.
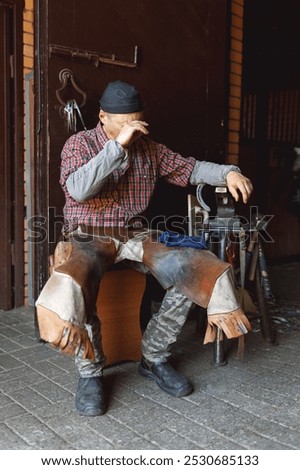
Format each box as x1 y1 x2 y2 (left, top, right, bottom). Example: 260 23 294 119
63 99 87 133
56 69 87 108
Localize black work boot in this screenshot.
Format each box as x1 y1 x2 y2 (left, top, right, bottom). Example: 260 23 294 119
138 357 193 397
75 376 106 416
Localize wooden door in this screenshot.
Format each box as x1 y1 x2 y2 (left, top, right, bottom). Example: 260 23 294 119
34 0 230 295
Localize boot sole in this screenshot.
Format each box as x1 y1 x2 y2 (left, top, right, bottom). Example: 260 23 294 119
138 364 193 398
75 402 106 417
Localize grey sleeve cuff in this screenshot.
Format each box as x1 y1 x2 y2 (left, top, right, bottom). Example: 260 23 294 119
66 140 126 202
189 160 241 186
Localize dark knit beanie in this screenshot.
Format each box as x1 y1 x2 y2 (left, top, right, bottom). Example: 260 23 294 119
99 81 143 114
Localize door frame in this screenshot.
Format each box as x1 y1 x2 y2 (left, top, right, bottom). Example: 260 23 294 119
0 0 24 309
33 0 50 298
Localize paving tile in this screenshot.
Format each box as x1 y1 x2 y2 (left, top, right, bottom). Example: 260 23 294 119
0 325 23 339
110 400 244 450
141 426 203 450
266 362 300 379
48 354 76 372
0 403 28 421
245 419 300 449
191 368 256 395
29 360 70 380
138 390 271 446
269 403 300 430
11 344 59 363
72 412 158 450
7 414 70 449
0 337 27 353
0 354 25 370
204 388 278 420
248 371 298 395
109 395 171 426
229 427 292 450
0 307 33 322
237 382 299 407
52 371 78 393
45 414 115 450
30 400 77 420
8 334 37 348
8 387 52 410
0 314 27 326
272 377 300 397
166 418 245 450
9 323 35 336
0 423 32 449
0 367 45 393
30 379 74 403
0 392 14 407
110 386 152 407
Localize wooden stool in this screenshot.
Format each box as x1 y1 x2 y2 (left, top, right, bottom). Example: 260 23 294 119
96 268 146 366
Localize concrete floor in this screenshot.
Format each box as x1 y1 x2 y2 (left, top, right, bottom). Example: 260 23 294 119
0 263 299 450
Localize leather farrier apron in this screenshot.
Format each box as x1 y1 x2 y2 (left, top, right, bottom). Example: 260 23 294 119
35 229 251 360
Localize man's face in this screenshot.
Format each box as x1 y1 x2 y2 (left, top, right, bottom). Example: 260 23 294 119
99 110 144 140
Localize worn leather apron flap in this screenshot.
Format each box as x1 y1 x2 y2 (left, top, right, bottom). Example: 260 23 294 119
54 237 117 319
142 234 229 307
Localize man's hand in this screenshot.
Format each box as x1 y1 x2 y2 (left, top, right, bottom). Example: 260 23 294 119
226 171 253 204
115 120 149 148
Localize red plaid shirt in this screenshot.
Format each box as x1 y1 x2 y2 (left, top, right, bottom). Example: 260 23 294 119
60 122 196 228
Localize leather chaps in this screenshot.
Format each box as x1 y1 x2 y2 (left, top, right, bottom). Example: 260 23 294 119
36 229 251 359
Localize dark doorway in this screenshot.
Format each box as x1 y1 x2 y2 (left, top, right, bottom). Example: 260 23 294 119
0 0 24 310
240 0 300 259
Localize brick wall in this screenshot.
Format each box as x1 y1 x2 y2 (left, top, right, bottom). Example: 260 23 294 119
23 0 34 73
227 0 244 164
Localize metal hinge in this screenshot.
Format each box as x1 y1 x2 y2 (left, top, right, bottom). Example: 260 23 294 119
9 55 14 78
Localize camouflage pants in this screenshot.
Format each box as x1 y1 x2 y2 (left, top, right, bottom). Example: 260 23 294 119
76 285 193 377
